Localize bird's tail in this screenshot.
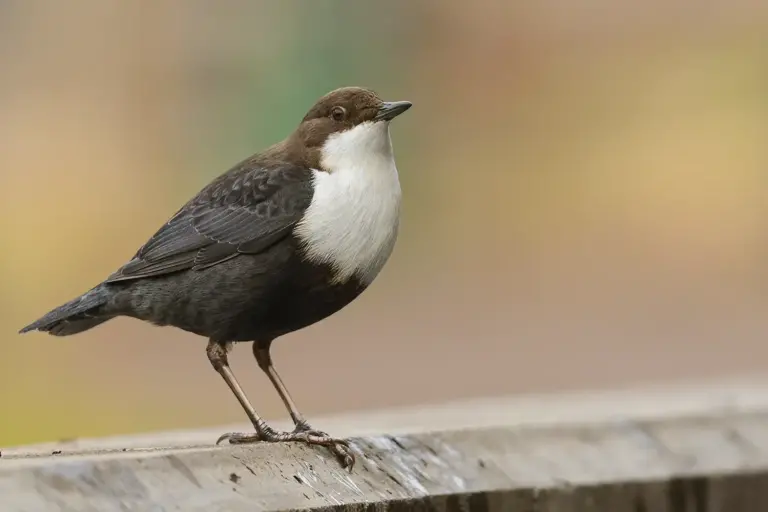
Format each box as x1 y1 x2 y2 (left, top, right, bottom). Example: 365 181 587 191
19 284 114 336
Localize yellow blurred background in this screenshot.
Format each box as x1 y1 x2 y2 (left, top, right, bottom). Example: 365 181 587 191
2 0 767 446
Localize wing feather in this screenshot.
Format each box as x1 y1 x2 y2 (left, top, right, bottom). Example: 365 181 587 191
105 163 313 283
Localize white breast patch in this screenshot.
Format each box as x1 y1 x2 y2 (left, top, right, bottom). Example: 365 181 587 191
294 121 402 285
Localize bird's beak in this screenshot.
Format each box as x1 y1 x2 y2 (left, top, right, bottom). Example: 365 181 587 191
375 101 412 121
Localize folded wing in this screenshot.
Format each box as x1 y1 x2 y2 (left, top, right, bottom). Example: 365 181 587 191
106 162 314 283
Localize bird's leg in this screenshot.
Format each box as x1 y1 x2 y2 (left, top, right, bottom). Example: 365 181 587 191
253 343 308 430
206 341 276 443
208 340 354 469
251 342 355 469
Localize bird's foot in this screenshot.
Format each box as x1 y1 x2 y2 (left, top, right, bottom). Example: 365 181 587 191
290 420 355 469
216 425 355 471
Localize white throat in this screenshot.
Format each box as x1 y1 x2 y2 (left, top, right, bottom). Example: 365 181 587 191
295 121 402 285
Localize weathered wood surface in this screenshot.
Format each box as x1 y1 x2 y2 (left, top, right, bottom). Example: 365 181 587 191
3 380 768 511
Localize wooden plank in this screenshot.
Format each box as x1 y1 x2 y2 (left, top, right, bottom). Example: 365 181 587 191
3 380 768 511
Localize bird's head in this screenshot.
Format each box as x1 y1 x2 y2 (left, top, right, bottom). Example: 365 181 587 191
291 86 412 172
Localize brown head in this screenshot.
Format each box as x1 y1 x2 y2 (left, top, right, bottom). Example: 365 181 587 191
274 87 411 171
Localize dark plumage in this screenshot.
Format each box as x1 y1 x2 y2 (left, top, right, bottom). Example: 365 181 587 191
20 86 412 471
22 164 323 341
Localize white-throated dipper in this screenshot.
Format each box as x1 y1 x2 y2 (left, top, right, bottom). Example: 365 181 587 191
20 86 412 470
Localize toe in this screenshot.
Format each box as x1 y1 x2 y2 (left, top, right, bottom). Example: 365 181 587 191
332 444 356 471
304 431 349 447
216 428 355 471
216 432 262 445
216 432 235 445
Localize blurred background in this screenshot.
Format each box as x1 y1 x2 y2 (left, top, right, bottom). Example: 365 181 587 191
2 0 767 446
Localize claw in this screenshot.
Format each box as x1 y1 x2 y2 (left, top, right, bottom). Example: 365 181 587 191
216 432 262 445
334 444 356 472
214 428 355 470
296 430 355 471
294 429 349 447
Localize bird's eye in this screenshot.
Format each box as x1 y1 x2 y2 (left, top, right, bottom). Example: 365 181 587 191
331 106 346 121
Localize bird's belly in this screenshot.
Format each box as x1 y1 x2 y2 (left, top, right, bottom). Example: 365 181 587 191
120 237 376 342
248 261 367 341
123 237 369 342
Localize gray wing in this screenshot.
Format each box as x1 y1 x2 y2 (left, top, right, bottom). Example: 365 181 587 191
105 162 314 283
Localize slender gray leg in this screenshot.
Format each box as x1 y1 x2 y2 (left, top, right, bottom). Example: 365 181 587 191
208 340 355 470
205 340 273 440
251 343 355 469
253 344 308 429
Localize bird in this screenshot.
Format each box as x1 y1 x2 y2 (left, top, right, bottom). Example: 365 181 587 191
19 86 412 470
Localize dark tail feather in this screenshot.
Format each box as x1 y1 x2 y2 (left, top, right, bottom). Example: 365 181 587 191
19 285 113 336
